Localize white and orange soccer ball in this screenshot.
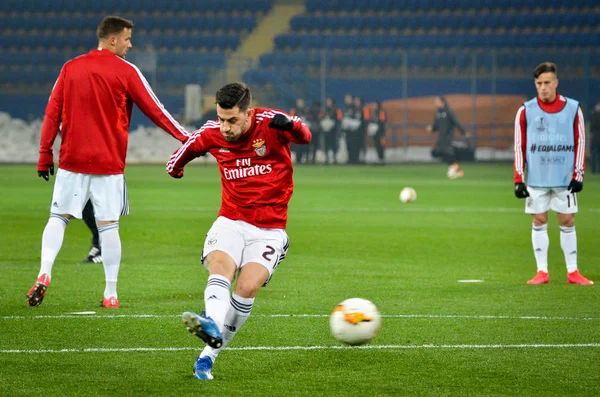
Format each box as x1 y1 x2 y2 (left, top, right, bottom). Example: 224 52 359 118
329 298 381 345
399 187 417 203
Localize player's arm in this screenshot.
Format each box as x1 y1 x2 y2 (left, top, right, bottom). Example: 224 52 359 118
37 66 66 180
568 106 586 193
269 111 312 144
513 105 530 198
165 128 208 178
126 64 190 143
572 106 585 182
513 106 527 184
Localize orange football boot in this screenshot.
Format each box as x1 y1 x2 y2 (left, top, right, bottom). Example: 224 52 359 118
27 273 50 306
527 271 549 285
567 270 594 285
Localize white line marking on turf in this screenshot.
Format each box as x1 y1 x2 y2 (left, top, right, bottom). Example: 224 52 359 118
143 206 600 214
1 343 600 354
12 206 600 214
2 314 600 321
65 311 97 315
457 280 485 283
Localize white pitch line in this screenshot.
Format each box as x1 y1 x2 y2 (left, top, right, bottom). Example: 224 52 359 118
1 343 600 354
10 206 600 214
138 206 600 214
2 314 599 321
270 314 600 321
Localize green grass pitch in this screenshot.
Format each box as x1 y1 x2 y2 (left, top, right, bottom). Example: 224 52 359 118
1 163 599 396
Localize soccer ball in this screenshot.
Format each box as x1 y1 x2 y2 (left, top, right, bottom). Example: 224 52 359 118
329 298 381 345
399 187 417 203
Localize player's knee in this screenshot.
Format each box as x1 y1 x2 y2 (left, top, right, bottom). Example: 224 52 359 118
531 214 548 226
234 280 261 299
235 265 270 298
558 215 575 228
205 251 237 279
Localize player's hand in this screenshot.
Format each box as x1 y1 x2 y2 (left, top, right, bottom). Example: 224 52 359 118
269 114 294 131
568 179 583 193
168 167 184 179
514 182 529 199
37 153 55 181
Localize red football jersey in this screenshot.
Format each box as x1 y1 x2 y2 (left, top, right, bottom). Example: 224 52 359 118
39 49 190 175
167 108 312 228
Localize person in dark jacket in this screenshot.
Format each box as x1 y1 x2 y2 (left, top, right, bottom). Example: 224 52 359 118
368 101 387 164
321 97 342 164
426 96 468 179
308 101 322 164
344 96 366 165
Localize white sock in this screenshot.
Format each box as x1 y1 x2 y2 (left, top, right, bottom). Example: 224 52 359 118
39 215 70 279
204 275 231 332
200 293 255 363
560 226 578 273
99 223 121 299
222 293 254 346
532 223 549 273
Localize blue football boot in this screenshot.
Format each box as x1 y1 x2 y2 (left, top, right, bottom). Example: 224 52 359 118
182 311 223 349
193 356 214 380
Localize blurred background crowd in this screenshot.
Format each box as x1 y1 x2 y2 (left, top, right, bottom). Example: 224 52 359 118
0 0 599 166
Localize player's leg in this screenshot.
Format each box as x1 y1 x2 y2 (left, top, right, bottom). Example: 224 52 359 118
220 227 289 349
443 150 462 179
552 190 593 284
182 218 243 379
528 212 550 284
183 249 237 347
525 187 551 284
91 175 128 308
82 200 102 263
27 169 87 306
191 260 266 380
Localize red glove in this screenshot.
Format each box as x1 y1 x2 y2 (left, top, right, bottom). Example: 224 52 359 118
168 167 184 179
37 152 54 181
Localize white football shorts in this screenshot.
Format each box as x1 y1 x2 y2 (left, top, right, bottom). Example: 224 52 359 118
202 216 289 285
50 168 129 221
525 186 578 214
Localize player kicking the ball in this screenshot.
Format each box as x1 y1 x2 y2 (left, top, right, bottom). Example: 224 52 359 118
167 82 311 380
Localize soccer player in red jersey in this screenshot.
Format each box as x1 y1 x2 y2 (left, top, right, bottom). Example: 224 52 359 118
27 16 191 309
166 82 312 380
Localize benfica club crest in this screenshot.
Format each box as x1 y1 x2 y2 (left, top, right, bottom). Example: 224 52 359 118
253 138 267 157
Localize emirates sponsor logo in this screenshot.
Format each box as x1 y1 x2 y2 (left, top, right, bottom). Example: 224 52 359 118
224 158 273 180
